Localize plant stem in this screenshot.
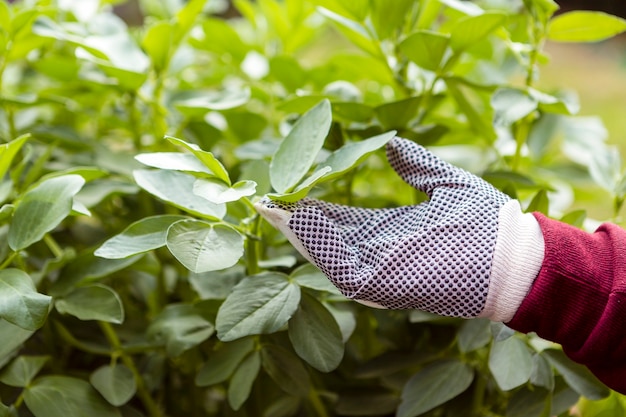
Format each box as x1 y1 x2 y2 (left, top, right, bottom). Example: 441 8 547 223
0 251 17 270
99 322 164 417
246 214 262 275
307 388 329 417
43 234 64 259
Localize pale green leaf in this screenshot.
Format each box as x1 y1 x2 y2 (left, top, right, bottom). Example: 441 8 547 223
0 269 51 331
133 169 226 220
491 87 537 126
23 375 121 417
397 360 474 417
166 220 244 273
95 215 187 259
55 284 124 324
290 263 340 294
0 356 49 388
134 152 213 174
489 336 533 391
166 136 231 184
548 11 626 43
142 21 173 72
270 99 332 193
399 31 450 72
288 292 344 372
216 272 301 341
450 12 507 52
8 175 85 251
0 134 29 181
90 364 137 406
173 88 251 116
543 349 610 400
458 318 491 353
193 178 256 204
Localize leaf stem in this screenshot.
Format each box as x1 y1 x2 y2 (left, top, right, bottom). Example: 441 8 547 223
307 387 329 417
99 322 164 417
0 251 17 270
43 234 64 259
245 214 262 275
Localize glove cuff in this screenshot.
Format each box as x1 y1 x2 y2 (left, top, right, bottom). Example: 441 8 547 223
479 200 544 322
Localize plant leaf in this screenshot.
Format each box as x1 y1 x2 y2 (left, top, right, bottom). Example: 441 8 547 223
0 134 29 180
270 99 332 193
288 292 344 372
290 263 340 294
23 375 121 417
450 12 507 52
548 11 626 43
195 338 255 386
90 364 137 406
491 87 537 126
95 215 187 259
134 152 213 174
0 356 49 388
216 272 301 341
0 269 51 331
542 349 610 400
261 344 311 397
489 336 533 391
55 284 124 324
458 318 491 353
397 359 474 417
166 220 244 273
193 178 257 204
399 30 450 72
8 175 85 251
228 350 261 410
166 136 231 184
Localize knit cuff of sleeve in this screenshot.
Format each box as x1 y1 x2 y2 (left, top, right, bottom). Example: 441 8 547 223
479 200 545 322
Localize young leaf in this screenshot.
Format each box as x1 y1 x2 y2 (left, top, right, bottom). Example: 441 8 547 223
288 292 344 372
195 338 255 386
269 99 332 194
548 11 626 43
369 0 413 40
0 269 51 331
0 134 29 180
261 344 311 397
134 152 213 174
166 220 244 273
491 87 537 126
397 359 474 417
0 356 49 388
55 284 124 324
148 303 215 357
450 12 507 53
399 31 450 72
166 136 231 184
193 178 257 204
142 21 173 73
488 336 533 391
8 175 85 251
23 375 121 417
133 169 226 220
216 272 301 342
526 189 550 215
90 364 137 406
95 215 187 259
228 350 261 410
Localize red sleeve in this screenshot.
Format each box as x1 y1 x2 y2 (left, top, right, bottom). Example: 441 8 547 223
507 213 626 394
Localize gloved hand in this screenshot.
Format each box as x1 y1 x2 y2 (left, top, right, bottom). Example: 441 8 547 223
255 137 545 321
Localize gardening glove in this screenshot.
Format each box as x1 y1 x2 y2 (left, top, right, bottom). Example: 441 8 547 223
255 137 545 321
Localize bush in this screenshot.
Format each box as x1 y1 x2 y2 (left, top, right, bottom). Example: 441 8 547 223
1 0 626 416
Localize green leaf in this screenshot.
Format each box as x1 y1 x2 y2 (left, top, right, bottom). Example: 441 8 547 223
489 336 533 391
491 88 537 126
530 353 555 390
589 146 621 193
142 21 173 72
195 338 255 386
193 178 256 204
316 8 377 56
133 169 226 220
55 284 124 324
0 319 35 368
506 386 551 417
309 0 368 21
288 292 344 372
270 99 332 193
290 263 340 294
369 0 413 39
542 349 610 400
375 97 421 130
261 344 311 397
166 220 244 273
526 189 550 215
0 356 49 388
95 215 187 259
148 303 215 357
228 350 261 410
457 318 491 353
173 88 251 116
399 31 450 72
560 210 586 228
23 375 121 417
450 12 507 53
194 18 248 62
90 364 136 406
445 78 495 140
166 136 231 184
0 134 29 180
397 360 474 417
216 272 301 341
134 152 213 174
8 175 85 251
0 269 51 331
266 166 331 202
548 11 626 43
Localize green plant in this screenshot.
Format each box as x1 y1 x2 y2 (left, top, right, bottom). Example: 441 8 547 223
1 0 626 416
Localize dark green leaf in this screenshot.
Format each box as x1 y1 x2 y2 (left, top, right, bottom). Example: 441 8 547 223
288 292 344 372
228 350 261 410
526 189 550 215
216 272 301 341
195 338 255 386
505 386 551 417
397 360 474 417
0 356 49 388
457 318 491 353
290 263 340 294
0 320 35 368
261 344 311 397
530 353 555 390
0 269 51 331
542 349 610 400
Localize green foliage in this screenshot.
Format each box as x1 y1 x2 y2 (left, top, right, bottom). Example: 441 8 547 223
0 0 625 416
